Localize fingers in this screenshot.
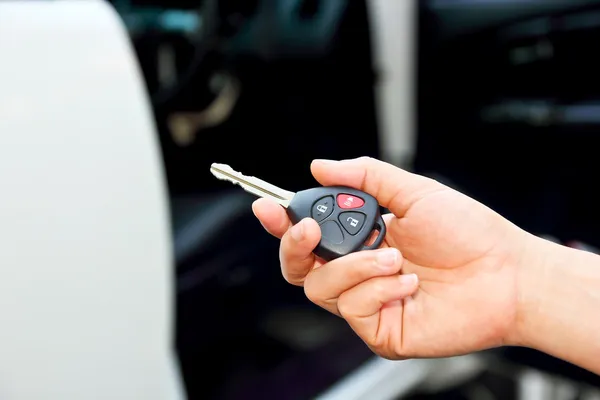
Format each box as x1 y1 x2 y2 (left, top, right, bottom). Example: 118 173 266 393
338 274 418 319
252 200 321 286
337 274 419 342
310 157 443 217
252 198 290 239
279 218 321 286
304 248 402 315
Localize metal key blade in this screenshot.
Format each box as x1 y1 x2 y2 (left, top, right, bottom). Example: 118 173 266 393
210 163 295 207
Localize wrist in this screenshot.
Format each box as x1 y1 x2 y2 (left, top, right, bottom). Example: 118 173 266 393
509 233 600 373
508 231 558 348
509 232 593 349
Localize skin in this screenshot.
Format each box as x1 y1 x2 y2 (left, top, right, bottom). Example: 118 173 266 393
252 157 600 374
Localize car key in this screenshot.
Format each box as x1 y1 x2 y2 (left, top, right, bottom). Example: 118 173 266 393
210 163 386 261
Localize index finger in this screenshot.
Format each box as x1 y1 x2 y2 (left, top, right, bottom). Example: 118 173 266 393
310 157 444 217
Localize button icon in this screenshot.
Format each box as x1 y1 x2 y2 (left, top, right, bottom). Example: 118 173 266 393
347 217 359 227
311 196 334 223
339 212 366 235
337 194 365 209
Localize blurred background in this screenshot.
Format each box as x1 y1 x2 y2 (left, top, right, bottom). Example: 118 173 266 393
102 0 600 398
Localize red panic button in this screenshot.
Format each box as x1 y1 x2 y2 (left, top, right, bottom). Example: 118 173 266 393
337 194 365 209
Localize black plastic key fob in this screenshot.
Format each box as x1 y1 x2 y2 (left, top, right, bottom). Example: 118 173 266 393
286 186 386 261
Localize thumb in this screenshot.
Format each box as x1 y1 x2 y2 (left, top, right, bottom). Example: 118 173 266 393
310 157 442 217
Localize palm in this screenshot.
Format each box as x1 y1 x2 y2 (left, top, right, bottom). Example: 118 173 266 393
365 188 522 358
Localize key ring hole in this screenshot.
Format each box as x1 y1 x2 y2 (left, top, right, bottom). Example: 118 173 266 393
361 214 387 251
364 228 381 247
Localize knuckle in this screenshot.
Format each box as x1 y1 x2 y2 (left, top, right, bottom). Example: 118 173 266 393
356 155 374 163
422 175 439 185
355 156 377 169
336 292 352 318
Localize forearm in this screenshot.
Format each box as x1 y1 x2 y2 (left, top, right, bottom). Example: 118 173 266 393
516 234 600 374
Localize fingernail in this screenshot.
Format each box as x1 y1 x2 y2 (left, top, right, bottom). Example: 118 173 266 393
290 221 304 242
314 159 338 165
399 274 418 286
377 248 399 267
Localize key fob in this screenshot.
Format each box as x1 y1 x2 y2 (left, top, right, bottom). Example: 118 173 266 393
286 186 386 261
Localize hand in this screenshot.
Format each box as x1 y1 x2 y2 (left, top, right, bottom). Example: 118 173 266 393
252 157 531 359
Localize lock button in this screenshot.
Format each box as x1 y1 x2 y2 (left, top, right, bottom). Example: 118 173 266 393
339 211 366 235
311 196 334 223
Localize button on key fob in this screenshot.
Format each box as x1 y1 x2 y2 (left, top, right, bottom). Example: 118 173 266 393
286 187 385 260
210 163 386 261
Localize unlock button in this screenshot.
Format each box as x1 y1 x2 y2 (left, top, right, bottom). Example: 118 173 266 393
339 212 366 235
